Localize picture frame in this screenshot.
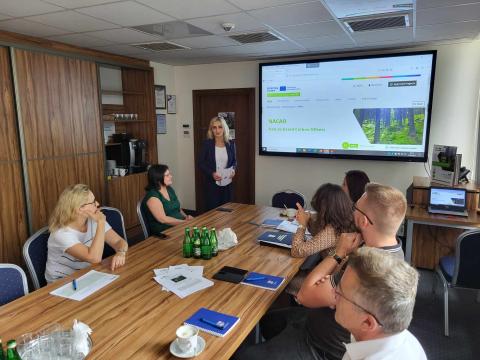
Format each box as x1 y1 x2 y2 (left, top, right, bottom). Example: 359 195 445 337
155 85 166 109
167 95 177 114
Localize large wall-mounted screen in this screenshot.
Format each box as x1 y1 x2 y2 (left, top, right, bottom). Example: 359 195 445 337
259 51 436 162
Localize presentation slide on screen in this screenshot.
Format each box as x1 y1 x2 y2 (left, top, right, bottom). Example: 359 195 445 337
260 54 434 158
430 189 465 207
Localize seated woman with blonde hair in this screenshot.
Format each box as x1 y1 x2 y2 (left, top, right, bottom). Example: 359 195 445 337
45 184 128 283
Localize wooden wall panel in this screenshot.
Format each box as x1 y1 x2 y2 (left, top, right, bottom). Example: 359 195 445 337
0 162 28 264
14 49 105 232
27 155 105 231
107 173 147 229
0 47 28 264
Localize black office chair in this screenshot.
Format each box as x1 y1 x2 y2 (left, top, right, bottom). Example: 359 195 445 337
100 206 128 259
436 229 480 336
272 189 306 209
0 264 29 305
137 199 151 240
23 226 49 290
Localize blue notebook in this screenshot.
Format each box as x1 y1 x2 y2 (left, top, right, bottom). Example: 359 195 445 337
241 271 285 291
184 308 240 337
257 231 293 248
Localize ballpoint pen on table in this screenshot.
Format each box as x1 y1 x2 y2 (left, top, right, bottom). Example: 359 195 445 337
72 279 77 291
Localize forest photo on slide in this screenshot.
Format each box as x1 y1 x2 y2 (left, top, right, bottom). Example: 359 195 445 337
353 107 425 145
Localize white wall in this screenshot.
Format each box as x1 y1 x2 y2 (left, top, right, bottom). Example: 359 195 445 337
152 40 480 210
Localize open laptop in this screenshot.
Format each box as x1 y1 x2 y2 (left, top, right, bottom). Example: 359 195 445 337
428 187 468 217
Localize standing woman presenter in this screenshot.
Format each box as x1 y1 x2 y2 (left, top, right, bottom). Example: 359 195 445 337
199 116 237 211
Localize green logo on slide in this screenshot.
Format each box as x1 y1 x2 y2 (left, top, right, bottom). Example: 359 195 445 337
342 142 349 149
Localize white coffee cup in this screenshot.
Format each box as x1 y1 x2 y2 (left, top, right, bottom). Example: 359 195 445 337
118 168 128 176
175 325 198 353
286 208 297 219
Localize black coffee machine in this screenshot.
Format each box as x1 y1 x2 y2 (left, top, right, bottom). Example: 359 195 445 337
106 133 148 173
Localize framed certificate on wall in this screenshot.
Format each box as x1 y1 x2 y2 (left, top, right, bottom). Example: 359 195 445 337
167 95 176 114
155 85 166 109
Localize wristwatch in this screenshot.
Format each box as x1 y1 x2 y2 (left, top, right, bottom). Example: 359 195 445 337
328 248 344 265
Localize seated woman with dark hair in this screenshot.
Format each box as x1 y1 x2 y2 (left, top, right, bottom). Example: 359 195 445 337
142 164 193 236
342 169 370 203
292 183 355 258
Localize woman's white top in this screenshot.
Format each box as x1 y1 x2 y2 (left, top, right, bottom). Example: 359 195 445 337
215 146 233 186
45 219 111 283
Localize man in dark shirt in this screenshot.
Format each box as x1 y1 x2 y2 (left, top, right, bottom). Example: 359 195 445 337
234 183 407 360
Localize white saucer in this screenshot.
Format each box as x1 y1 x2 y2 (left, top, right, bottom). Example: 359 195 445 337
170 336 206 358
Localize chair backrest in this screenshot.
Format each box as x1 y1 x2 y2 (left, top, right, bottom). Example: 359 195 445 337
272 189 306 209
23 226 49 290
0 264 29 305
137 199 150 240
100 206 128 259
453 229 480 288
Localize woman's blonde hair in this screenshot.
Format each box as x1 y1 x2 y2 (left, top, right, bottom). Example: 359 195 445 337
207 116 230 143
48 184 91 232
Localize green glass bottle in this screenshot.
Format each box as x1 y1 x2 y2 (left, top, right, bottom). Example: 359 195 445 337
6 340 21 360
201 227 212 260
183 227 193 258
193 227 201 259
210 228 218 257
0 338 5 360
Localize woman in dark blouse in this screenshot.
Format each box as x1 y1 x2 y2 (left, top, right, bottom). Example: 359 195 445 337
142 164 193 235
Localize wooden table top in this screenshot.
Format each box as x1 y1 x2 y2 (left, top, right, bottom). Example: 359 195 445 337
0 203 302 359
406 205 480 226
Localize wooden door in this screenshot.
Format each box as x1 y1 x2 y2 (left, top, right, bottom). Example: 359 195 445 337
193 88 255 213
0 47 28 264
14 49 105 231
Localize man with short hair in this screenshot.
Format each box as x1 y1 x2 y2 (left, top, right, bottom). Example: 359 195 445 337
234 183 409 360
335 247 426 359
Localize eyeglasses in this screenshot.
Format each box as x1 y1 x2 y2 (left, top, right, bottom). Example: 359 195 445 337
335 282 383 327
81 199 97 207
352 203 374 225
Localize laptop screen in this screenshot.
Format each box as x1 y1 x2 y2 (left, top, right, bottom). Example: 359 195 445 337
429 187 467 210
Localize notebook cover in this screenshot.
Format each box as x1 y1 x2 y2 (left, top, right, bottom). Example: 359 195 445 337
241 271 285 291
184 307 240 337
257 231 293 248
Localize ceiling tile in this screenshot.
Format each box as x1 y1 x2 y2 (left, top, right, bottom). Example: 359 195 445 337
76 1 174 27
136 0 240 19
417 3 480 26
277 21 346 40
228 0 308 11
0 0 63 17
295 34 354 50
173 35 238 48
0 18 68 37
93 43 152 55
47 33 116 47
351 28 414 44
186 12 266 34
222 39 305 55
28 10 118 32
417 0 480 10
416 20 480 41
85 28 163 44
43 0 123 8
247 2 332 27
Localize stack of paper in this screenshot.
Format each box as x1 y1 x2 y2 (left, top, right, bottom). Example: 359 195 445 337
276 220 311 236
153 264 213 299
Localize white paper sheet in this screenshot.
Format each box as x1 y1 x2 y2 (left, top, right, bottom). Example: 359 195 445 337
216 167 234 186
153 270 213 299
50 270 119 301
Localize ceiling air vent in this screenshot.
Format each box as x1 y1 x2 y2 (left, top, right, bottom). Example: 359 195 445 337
132 42 189 51
229 32 283 44
343 13 410 33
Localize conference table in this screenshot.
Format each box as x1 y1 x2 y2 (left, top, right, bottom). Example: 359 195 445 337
0 203 303 359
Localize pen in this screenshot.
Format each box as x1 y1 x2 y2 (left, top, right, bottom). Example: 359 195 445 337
72 279 77 291
244 276 266 281
200 317 228 330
